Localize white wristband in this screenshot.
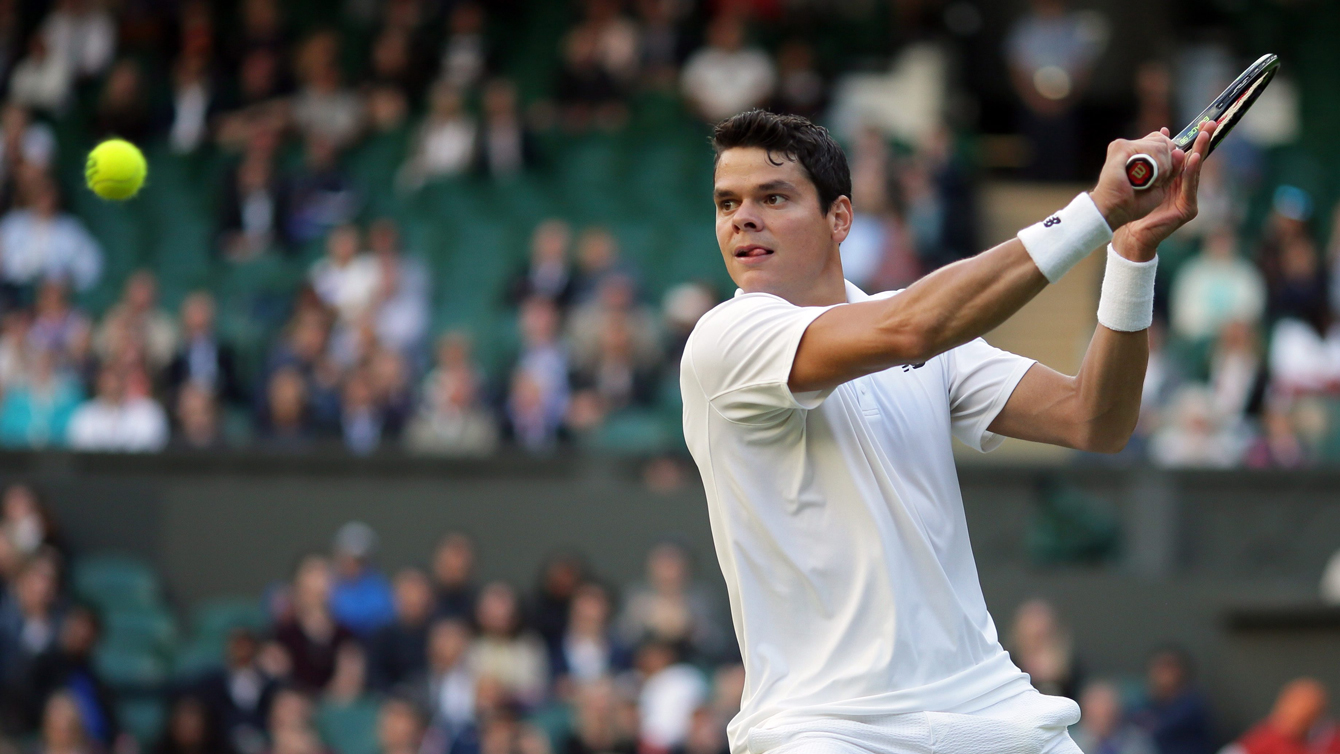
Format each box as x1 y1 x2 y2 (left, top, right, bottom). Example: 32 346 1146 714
1097 244 1157 332
1017 192 1113 283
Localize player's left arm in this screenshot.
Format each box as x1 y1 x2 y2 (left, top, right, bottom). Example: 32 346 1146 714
986 124 1212 453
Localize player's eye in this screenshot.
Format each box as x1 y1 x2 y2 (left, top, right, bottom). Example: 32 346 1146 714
765 194 786 205
718 199 737 212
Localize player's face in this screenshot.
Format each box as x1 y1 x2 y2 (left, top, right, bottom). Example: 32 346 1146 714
713 147 850 299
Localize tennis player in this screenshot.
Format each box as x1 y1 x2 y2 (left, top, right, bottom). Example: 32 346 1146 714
681 110 1216 754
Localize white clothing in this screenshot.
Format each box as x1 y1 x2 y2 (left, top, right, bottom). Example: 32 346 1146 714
41 9 116 78
8 54 72 114
310 255 381 323
414 117 477 179
681 281 1038 754
67 397 168 452
639 663 709 750
681 47 777 121
749 682 1079 754
1267 318 1340 394
1169 255 1266 340
0 210 104 290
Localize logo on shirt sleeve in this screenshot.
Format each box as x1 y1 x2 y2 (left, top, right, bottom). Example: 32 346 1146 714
901 362 926 372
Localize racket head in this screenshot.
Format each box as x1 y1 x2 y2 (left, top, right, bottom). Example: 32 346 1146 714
1172 53 1279 156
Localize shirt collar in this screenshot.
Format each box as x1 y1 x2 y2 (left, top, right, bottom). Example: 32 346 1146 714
734 279 868 304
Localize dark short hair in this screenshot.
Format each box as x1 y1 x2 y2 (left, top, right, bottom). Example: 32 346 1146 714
712 110 852 215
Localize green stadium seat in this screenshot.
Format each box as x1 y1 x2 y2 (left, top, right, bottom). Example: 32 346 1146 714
103 607 178 654
118 697 166 747
584 409 672 455
173 637 225 680
94 643 170 689
192 598 269 640
72 555 160 611
315 698 380 754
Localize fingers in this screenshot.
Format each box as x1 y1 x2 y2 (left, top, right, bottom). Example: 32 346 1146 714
1161 127 1171 137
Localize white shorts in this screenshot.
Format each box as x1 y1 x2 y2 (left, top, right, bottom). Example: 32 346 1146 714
744 686 1082 754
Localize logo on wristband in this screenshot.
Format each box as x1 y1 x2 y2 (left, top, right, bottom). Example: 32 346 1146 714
1043 216 1061 227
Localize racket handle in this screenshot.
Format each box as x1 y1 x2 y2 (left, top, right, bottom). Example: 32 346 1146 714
1126 154 1158 190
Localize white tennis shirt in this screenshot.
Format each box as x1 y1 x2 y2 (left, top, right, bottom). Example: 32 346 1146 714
681 281 1039 754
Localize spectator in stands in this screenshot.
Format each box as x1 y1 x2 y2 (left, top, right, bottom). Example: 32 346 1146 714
1245 399 1308 470
660 282 717 369
1131 646 1213 754
570 226 636 305
507 220 576 311
0 102 57 212
636 640 708 753
0 483 64 559
618 543 722 662
1223 678 1328 754
368 569 433 692
291 32 363 150
311 225 380 327
438 3 490 93
25 605 115 746
1209 321 1263 426
265 308 341 428
504 298 569 451
1170 230 1267 343
769 40 826 120
265 687 324 754
329 522 395 636
1267 232 1328 330
314 642 378 754
398 83 477 190
215 49 290 151
167 292 243 406
1072 681 1156 754
165 50 217 154
66 365 169 452
567 316 660 431
282 136 361 248
675 707 729 754
27 281 90 367
0 347 83 448
566 273 661 380
0 552 63 694
0 176 103 293
403 357 498 457
551 583 629 688
0 309 30 387
96 270 178 374
365 27 424 109
431 533 477 621
373 698 424 754
275 555 356 693
39 0 115 82
8 36 72 116
1266 315 1340 398
367 219 429 358
92 59 151 143
155 695 233 754
470 582 547 708
33 691 97 754
339 368 395 455
220 143 291 261
556 0 639 130
564 678 636 754
1007 598 1082 700
530 552 588 653
477 79 536 180
404 618 475 740
193 628 276 754
680 14 775 122
1005 0 1106 180
258 367 317 451
1149 385 1246 468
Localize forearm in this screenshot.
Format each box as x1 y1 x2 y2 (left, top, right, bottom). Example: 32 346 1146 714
1068 324 1149 451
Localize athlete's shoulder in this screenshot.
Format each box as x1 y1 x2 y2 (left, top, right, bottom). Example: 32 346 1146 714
687 291 796 343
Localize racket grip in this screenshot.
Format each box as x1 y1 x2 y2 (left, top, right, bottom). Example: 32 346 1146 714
1125 154 1158 190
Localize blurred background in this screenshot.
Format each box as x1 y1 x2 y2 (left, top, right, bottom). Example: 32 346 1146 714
0 1 1336 754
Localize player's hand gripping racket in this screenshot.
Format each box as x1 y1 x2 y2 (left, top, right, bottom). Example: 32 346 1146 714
1126 53 1280 189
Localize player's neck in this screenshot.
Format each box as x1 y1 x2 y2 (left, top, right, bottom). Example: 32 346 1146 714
772 257 849 307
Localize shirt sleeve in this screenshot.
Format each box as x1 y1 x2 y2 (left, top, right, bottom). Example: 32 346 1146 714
944 338 1036 452
685 293 835 424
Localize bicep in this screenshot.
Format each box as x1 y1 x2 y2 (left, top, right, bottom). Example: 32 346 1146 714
986 361 1085 448
789 300 924 393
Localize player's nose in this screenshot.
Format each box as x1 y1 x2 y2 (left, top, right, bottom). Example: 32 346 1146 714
732 200 764 231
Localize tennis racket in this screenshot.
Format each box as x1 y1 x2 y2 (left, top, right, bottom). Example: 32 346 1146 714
1126 53 1279 189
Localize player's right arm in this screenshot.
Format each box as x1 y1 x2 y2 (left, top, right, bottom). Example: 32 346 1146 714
788 132 1181 394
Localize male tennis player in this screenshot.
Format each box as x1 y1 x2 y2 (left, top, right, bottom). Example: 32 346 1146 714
681 110 1216 754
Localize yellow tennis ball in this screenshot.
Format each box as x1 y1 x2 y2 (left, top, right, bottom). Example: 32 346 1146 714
85 139 147 200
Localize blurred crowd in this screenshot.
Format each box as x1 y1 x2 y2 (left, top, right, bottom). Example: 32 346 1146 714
0 0 1327 469
0 486 1337 754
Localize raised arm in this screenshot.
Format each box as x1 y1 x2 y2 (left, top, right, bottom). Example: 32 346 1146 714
789 130 1183 393
988 121 1215 452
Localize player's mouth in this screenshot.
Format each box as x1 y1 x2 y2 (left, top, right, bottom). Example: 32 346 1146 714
734 244 774 262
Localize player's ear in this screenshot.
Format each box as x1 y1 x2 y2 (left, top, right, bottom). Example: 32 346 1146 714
829 195 853 244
